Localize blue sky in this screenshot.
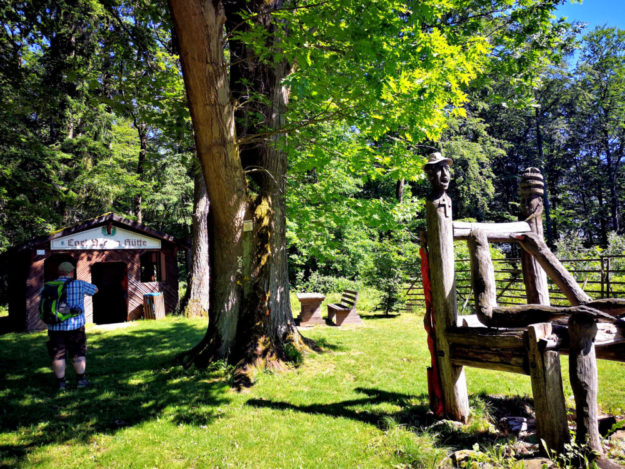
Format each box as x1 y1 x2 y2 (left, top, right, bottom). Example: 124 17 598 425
555 0 625 30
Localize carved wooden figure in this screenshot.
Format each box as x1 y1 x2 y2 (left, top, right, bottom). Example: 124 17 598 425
424 152 469 422
425 161 625 459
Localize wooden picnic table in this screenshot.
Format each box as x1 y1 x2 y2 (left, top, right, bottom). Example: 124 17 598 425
296 293 325 326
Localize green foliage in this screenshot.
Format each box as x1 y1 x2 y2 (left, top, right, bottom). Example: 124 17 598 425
369 244 406 316
553 232 625 300
283 342 303 367
440 115 508 221
0 1 193 252
279 0 571 284
295 272 362 295
452 25 625 249
542 439 600 469
364 232 420 316
3 0 622 319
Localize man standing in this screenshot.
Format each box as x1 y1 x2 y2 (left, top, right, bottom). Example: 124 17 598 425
47 261 98 390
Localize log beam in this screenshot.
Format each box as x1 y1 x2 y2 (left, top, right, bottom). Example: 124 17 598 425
482 303 619 328
585 298 625 317
467 228 497 325
446 327 526 349
453 221 531 241
451 345 527 374
518 233 592 305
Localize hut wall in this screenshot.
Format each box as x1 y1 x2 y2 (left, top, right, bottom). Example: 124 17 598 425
127 246 179 320
8 251 31 331
26 243 179 331
26 255 46 331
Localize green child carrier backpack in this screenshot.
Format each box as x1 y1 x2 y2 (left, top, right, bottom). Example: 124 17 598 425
39 280 80 325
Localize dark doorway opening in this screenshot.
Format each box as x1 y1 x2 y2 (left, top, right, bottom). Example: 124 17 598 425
44 254 76 281
92 262 128 324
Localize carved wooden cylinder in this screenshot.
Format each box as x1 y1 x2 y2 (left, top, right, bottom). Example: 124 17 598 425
519 168 550 305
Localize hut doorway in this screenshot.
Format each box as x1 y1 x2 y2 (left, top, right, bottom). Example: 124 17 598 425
92 262 128 324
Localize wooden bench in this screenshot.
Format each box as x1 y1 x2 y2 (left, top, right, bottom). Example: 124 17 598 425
327 290 361 326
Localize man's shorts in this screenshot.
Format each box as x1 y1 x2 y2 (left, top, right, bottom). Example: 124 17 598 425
47 327 87 360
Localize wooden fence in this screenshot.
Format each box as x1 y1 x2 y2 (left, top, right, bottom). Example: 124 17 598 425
403 254 625 312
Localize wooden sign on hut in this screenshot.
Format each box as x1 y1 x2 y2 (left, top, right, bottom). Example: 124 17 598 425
0 213 184 331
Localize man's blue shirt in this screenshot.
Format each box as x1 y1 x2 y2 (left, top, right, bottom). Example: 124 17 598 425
48 278 98 331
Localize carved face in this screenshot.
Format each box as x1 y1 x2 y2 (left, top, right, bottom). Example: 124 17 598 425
425 161 450 193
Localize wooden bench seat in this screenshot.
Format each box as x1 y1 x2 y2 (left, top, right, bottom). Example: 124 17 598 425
327 290 361 326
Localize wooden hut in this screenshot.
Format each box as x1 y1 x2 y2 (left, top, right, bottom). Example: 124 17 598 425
0 213 183 332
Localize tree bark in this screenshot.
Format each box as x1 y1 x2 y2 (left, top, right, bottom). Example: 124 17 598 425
134 121 147 223
396 178 405 202
169 0 309 382
170 0 250 364
183 169 210 317
227 0 312 384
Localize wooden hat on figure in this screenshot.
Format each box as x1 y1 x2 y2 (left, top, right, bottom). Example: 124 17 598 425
423 151 452 168
424 152 453 201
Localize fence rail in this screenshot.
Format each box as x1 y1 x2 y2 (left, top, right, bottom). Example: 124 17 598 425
403 254 625 312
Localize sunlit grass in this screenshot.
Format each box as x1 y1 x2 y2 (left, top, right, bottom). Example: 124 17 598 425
1 313 624 468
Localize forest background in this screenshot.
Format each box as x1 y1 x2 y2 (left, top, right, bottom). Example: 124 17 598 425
1 0 625 316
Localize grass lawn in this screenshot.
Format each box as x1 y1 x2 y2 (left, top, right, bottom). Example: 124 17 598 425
1 307 625 468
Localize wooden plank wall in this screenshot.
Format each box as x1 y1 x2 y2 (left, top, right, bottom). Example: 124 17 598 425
25 243 179 331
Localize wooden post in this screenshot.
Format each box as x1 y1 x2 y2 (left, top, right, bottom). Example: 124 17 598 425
425 153 469 422
519 168 550 306
606 258 611 297
601 257 605 299
568 313 603 455
527 323 570 454
467 228 497 323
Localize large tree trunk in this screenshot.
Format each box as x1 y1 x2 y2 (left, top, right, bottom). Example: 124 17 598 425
169 0 310 383
182 169 210 317
134 120 147 223
225 0 305 375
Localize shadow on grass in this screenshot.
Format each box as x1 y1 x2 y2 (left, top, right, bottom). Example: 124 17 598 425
361 313 401 320
247 387 431 427
476 393 535 422
311 336 347 352
247 387 538 452
0 321 230 467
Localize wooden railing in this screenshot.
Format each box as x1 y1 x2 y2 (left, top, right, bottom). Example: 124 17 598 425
403 254 625 312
